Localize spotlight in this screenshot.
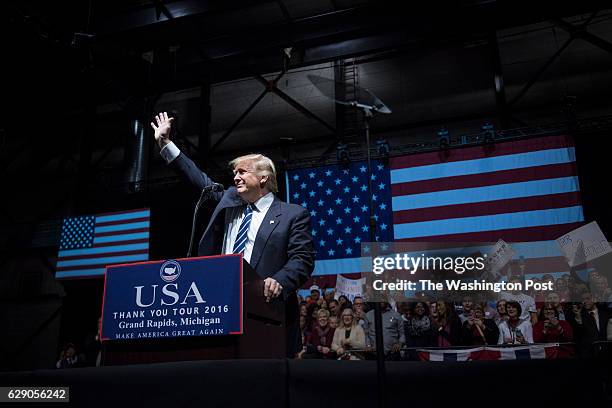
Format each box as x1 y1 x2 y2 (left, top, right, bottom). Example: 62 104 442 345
376 139 390 157
336 143 350 165
482 122 495 144
438 127 450 149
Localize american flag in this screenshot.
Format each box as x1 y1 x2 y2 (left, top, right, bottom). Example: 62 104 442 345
55 208 150 278
288 135 585 287
418 344 573 361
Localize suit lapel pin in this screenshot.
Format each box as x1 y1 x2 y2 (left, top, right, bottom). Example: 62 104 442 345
270 220 275 224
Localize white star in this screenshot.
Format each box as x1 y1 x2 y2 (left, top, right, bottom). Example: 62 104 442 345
334 178 341 185
362 225 369 232
378 183 385 190
354 236 361 243
310 210 317 217
351 176 358 182
317 181 324 187
319 240 326 246
309 172 315 179
346 248 353 255
380 223 387 230
372 194 378 201
335 198 342 205
301 202 307 207
325 170 332 176
312 230 317 236
381 243 389 251
363 245 370 253
377 164 384 171
343 186 350 193
336 217 343 224
327 208 334 215
360 166 366 173
379 203 387 210
371 174 376 180
336 238 343 245
373 214 379 221
342 169 349 175
317 200 324 206
361 185 368 192
293 174 299 180
353 216 360 223
361 205 368 212
300 182 307 189
325 189 332 195
309 191 315 197
318 219 326 226
344 226 352 233
293 192 300 199
344 207 351 214
328 249 335 256
327 228 334 235
352 195 360 203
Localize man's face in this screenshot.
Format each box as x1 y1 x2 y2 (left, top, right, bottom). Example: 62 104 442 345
311 290 320 301
582 294 594 310
233 160 266 202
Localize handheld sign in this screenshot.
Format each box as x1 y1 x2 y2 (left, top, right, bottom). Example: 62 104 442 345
101 255 243 341
556 221 612 267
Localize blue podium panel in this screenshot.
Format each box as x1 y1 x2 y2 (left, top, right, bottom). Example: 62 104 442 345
101 255 243 341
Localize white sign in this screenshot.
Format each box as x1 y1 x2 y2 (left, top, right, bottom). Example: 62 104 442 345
334 275 366 302
556 221 612 267
485 239 515 279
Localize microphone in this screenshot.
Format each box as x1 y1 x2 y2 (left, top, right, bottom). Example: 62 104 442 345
202 182 224 193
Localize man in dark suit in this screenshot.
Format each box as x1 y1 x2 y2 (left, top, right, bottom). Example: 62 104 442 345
151 112 315 356
568 291 610 357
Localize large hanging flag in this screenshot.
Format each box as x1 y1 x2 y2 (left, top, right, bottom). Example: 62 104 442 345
287 135 584 283
391 135 583 242
55 208 150 278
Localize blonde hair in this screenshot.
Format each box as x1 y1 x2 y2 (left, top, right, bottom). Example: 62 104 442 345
229 153 278 193
317 309 330 319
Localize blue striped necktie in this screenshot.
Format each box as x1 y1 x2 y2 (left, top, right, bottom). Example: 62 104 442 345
232 204 254 254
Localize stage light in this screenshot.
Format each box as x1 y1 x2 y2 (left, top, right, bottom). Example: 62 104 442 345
482 122 495 144
376 139 390 157
336 143 350 165
438 127 450 149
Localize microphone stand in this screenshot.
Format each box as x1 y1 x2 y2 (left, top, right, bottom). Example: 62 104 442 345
187 184 223 257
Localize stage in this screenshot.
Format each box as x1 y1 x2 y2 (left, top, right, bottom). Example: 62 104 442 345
1 358 609 407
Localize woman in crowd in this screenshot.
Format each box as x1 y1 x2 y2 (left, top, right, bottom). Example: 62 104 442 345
431 301 462 347
405 302 434 347
331 308 366 359
304 309 336 359
533 304 573 343
461 304 499 345
404 302 434 359
498 301 533 344
495 299 508 326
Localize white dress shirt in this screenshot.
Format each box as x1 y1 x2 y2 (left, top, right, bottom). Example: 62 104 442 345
160 141 274 264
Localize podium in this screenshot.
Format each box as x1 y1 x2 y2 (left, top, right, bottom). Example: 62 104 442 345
101 256 286 365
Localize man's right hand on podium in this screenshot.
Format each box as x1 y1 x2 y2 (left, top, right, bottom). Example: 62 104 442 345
150 112 174 149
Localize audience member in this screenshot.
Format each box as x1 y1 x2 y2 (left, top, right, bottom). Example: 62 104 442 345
498 301 533 344
461 304 499 345
304 309 336 359
56 343 79 369
364 302 405 359
431 301 462 347
331 308 366 359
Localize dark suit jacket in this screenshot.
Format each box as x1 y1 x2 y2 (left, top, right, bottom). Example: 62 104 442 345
172 152 315 355
568 305 610 356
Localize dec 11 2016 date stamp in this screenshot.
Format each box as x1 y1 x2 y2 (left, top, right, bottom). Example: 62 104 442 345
0 387 69 403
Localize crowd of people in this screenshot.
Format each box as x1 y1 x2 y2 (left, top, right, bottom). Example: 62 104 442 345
297 271 612 360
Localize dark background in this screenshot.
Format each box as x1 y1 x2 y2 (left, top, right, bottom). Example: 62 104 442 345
1 0 612 371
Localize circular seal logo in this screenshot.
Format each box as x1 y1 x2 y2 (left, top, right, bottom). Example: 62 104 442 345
160 259 181 283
